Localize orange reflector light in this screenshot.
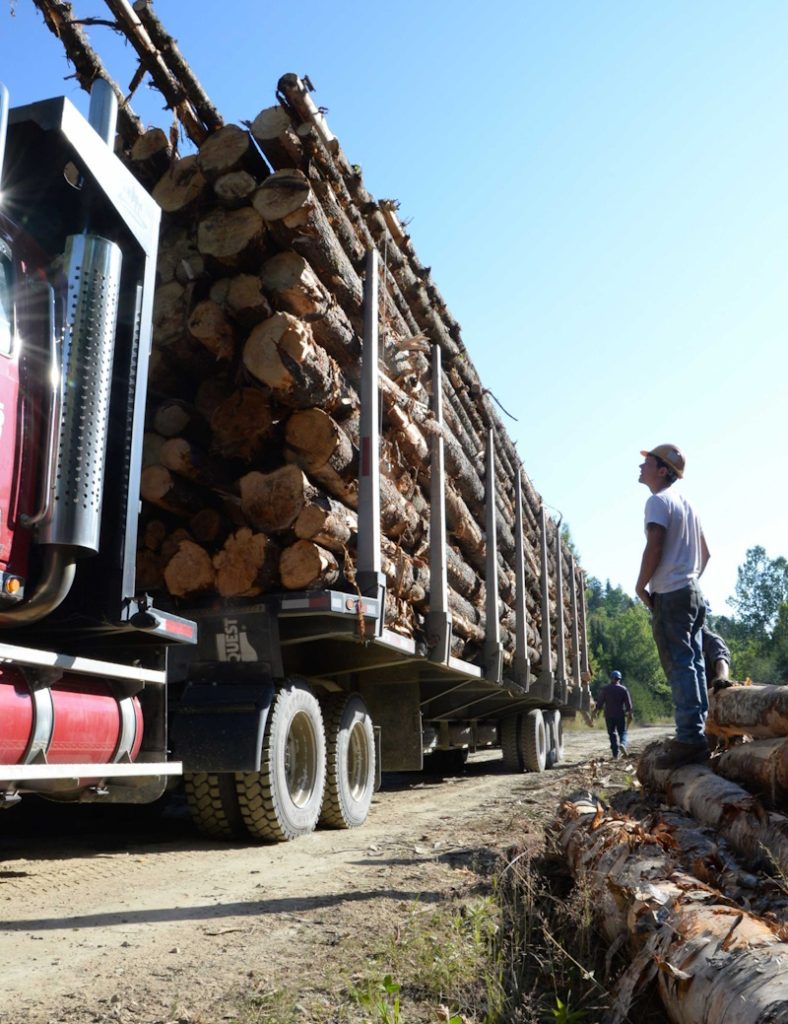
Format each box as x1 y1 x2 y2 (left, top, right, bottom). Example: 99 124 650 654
5 578 21 595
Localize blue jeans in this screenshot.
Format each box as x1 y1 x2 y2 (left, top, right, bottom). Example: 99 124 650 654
605 715 628 757
652 580 708 744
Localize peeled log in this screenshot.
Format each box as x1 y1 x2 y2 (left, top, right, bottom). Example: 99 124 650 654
163 539 215 598
239 464 319 534
637 741 788 876
707 684 788 739
212 527 278 597
242 312 343 410
556 795 788 1024
713 738 788 808
279 539 339 590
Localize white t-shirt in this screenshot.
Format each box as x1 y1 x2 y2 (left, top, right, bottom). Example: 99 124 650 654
644 489 705 595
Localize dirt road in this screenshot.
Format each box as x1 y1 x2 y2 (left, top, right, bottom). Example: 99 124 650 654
0 725 670 1024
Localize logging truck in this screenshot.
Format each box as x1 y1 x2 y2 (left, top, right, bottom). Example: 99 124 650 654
0 81 591 843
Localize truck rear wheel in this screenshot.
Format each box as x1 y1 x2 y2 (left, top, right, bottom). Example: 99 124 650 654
184 772 247 839
235 681 326 842
522 709 547 772
543 710 564 767
319 693 375 829
501 715 524 771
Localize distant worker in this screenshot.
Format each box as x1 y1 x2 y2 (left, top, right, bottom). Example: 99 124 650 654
594 670 633 759
635 444 710 769
702 623 732 691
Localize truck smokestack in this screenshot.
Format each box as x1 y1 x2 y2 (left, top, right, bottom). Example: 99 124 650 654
87 77 118 148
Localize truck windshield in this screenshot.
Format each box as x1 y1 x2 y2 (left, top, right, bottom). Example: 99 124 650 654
0 249 11 356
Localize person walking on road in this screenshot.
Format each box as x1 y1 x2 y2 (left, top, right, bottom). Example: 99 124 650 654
594 670 633 759
635 444 711 769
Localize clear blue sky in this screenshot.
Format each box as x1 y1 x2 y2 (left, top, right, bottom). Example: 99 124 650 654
1 1 785 615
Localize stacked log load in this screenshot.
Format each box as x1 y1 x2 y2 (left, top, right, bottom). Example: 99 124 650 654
127 73 585 673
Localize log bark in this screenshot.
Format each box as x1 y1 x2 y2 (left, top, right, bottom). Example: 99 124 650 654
637 742 788 876
707 684 788 739
713 738 788 808
294 497 356 552
140 465 207 517
129 127 172 187
187 299 235 360
210 274 272 328
159 437 231 489
249 105 304 170
556 794 788 1024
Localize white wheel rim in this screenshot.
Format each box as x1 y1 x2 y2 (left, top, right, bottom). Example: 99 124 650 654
285 710 318 808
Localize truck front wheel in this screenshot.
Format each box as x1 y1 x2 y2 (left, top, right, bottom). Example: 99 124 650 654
235 681 326 842
319 693 375 829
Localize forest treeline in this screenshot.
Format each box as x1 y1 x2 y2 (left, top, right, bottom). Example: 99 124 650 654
587 545 788 722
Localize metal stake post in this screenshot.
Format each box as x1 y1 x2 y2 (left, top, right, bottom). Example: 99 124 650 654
513 469 530 689
568 556 582 708
357 250 386 629
427 345 452 663
554 524 568 704
484 431 503 682
535 504 554 701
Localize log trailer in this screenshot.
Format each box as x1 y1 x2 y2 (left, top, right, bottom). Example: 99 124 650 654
0 82 591 843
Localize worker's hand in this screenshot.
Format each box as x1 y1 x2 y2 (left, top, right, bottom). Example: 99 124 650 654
635 586 653 611
710 678 736 694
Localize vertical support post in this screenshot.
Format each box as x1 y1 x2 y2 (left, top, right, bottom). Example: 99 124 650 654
578 568 592 711
513 469 530 690
554 524 568 704
357 250 385 627
0 82 9 189
484 431 503 683
88 78 118 145
568 556 583 708
427 345 452 663
535 504 554 701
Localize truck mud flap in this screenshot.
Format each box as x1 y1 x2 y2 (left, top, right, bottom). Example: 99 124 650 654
170 681 274 773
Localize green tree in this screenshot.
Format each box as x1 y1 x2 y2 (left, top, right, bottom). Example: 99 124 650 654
728 546 788 635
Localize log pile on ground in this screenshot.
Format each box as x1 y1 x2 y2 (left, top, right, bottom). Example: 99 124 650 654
125 73 586 666
551 684 788 1021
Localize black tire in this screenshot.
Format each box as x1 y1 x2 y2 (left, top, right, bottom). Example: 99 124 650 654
522 709 547 773
319 694 375 829
501 715 524 771
184 772 247 839
543 710 564 768
235 681 326 842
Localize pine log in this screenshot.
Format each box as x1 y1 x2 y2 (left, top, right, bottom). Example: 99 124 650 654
707 684 788 739
159 437 231 489
209 274 272 328
637 742 788 875
152 280 189 347
209 388 276 462
129 126 172 187
194 374 235 420
213 170 258 207
252 170 363 314
140 465 207 517
259 251 360 368
279 539 339 590
294 497 356 552
197 205 267 271
189 507 230 547
163 539 215 598
197 124 261 181
142 431 166 468
242 312 343 410
187 299 236 360
249 105 304 171
152 155 208 215
156 223 206 285
557 795 788 1024
150 399 208 443
213 527 278 597
135 548 165 591
141 518 168 552
239 464 319 534
713 738 788 808
284 408 357 480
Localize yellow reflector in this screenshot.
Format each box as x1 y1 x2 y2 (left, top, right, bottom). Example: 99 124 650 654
5 578 21 594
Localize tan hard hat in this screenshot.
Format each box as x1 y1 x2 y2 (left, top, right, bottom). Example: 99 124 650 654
640 444 685 478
